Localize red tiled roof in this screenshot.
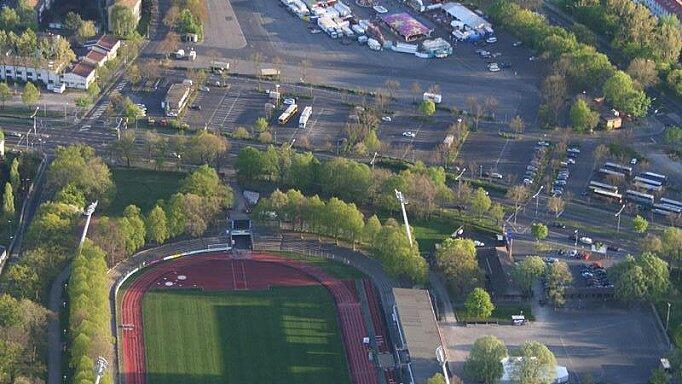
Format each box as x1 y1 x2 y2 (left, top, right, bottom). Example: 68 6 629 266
71 62 96 78
85 50 107 63
96 35 120 51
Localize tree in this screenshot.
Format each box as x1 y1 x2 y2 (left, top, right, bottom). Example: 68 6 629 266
640 235 663 255
3 182 14 218
180 164 233 208
76 20 97 40
609 253 669 301
627 58 658 89
363 214 381 243
531 222 548 242
110 5 137 37
121 205 146 254
489 203 505 224
64 11 83 31
547 196 564 217
114 129 136 167
569 98 599 133
464 336 508 384
419 99 436 117
509 115 525 134
507 185 529 224
0 82 11 108
426 373 447 384
465 287 495 318
47 145 114 204
146 205 169 244
21 82 40 107
649 368 666 384
660 227 682 264
540 75 567 124
632 215 648 233
470 187 492 217
510 340 557 384
512 255 546 295
186 130 229 166
603 71 650 117
545 261 572 306
234 127 250 139
254 117 269 133
9 158 19 194
436 238 483 295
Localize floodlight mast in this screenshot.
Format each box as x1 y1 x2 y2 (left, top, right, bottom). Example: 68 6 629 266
78 201 98 251
436 346 450 384
93 356 108 384
394 189 413 247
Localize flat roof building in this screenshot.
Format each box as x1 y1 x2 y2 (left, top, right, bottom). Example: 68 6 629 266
162 83 191 117
392 288 445 383
442 2 492 32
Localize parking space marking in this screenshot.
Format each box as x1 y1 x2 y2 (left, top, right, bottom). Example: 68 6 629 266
205 90 231 129
494 138 511 170
218 92 241 127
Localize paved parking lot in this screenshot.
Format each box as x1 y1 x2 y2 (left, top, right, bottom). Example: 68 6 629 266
443 301 668 384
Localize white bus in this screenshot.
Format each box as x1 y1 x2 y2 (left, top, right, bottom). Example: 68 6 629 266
588 181 618 193
634 176 662 187
278 104 299 125
660 197 682 210
604 162 633 175
599 168 626 179
642 172 667 185
298 106 312 129
626 189 654 205
592 188 623 204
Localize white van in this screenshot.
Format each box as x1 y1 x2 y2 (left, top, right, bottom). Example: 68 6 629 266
422 92 442 104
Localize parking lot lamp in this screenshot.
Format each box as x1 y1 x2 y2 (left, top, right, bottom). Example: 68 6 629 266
615 204 626 234
532 185 544 218
574 229 578 250
667 302 671 331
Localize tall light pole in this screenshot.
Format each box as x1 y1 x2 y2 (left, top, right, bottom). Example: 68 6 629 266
532 185 544 218
666 302 672 331
436 346 450 384
395 190 413 247
615 204 626 234
93 356 108 384
79 201 98 251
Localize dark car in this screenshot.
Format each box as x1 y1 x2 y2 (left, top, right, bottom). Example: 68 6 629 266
190 104 201 110
552 221 566 229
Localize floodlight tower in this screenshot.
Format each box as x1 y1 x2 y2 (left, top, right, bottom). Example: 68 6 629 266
615 204 626 233
436 346 450 384
93 356 108 384
394 189 413 247
79 201 98 251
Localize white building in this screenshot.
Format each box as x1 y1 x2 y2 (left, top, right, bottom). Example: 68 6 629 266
162 83 191 117
636 0 682 19
62 62 97 89
0 61 66 91
441 2 493 33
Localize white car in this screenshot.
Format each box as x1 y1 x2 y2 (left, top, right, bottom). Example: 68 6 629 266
283 98 296 105
486 36 498 43
474 240 485 247
567 158 576 164
381 116 392 122
630 158 638 165
373 5 388 13
529 56 539 61
513 41 522 47
579 236 593 245
488 64 500 72
567 147 581 154
402 131 416 138
200 86 210 92
490 172 503 179
568 249 578 257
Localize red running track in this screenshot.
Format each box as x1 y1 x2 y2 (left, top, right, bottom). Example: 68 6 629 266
119 252 378 384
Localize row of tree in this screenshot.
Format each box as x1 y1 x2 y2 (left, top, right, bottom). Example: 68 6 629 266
487 0 649 118
561 0 682 97
0 0 37 32
0 29 76 67
255 189 428 283
236 145 452 219
67 241 113 384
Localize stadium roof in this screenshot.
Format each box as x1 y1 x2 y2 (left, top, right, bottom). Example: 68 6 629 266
381 13 431 41
442 2 491 31
392 288 443 382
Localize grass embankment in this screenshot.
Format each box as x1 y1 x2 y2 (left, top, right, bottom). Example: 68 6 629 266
142 286 350 384
108 168 185 215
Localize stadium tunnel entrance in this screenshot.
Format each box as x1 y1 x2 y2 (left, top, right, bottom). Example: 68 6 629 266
229 218 253 250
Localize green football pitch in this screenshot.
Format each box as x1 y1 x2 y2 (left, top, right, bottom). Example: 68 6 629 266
142 286 351 384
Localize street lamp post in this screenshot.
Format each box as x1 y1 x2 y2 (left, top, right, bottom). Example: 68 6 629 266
667 302 672 331
615 204 626 234
532 185 544 218
574 229 578 251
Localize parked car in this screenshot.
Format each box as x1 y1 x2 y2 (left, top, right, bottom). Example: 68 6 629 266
474 240 485 247
283 98 296 105
402 131 416 138
486 36 498 43
552 221 566 229
579 236 594 245
513 41 523 47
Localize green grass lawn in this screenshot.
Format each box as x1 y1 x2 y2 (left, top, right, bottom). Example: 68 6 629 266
109 168 185 215
142 286 351 384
